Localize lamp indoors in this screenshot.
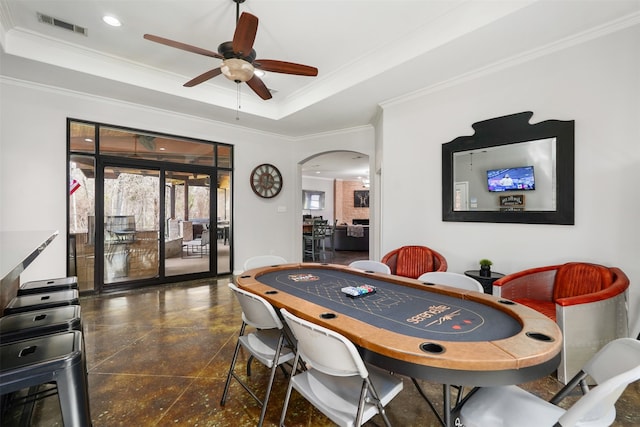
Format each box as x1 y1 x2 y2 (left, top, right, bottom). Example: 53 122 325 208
221 58 254 82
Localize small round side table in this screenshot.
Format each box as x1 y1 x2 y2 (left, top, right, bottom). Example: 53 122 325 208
464 270 505 294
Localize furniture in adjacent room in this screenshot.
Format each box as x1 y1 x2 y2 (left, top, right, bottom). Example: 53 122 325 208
279 308 403 427
348 260 391 274
303 219 329 261
352 218 369 225
237 263 562 427
332 225 369 251
381 245 447 279
217 220 230 245
493 262 630 384
182 229 210 257
464 270 505 294
243 255 287 271
324 220 336 256
459 338 640 427
221 283 294 427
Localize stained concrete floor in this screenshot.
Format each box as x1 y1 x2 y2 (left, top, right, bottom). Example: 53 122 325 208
3 257 639 426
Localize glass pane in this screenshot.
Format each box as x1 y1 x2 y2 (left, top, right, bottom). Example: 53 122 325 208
217 171 231 274
165 171 210 276
218 145 232 168
103 166 159 284
69 155 95 291
69 122 96 153
99 127 215 166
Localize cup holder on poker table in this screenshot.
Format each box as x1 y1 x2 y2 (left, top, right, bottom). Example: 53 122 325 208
420 342 445 354
526 332 554 342
320 312 337 319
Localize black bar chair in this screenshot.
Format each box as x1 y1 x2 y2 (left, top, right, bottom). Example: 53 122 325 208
0 305 82 343
0 331 92 426
18 276 78 296
4 290 79 315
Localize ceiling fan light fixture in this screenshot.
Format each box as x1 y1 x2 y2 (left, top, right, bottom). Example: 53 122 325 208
221 58 254 82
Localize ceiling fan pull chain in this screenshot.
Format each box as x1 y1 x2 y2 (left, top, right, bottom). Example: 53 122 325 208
236 83 241 120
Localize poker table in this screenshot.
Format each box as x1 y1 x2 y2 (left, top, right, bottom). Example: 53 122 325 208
236 263 562 424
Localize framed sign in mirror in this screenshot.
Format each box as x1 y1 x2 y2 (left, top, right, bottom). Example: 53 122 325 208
442 112 574 224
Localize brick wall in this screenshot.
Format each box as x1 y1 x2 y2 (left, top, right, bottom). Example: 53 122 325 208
335 180 369 225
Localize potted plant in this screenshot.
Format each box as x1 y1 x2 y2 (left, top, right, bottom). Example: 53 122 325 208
479 259 493 277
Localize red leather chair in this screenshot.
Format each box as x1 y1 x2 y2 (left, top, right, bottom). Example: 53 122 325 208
493 262 629 384
381 246 447 279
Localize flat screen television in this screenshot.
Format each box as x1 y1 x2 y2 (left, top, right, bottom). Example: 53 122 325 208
487 166 535 192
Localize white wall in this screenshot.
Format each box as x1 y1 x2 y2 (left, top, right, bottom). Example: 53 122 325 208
0 80 376 279
380 25 640 337
0 80 298 279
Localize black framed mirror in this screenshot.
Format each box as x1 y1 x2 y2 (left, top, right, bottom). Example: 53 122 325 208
442 112 574 224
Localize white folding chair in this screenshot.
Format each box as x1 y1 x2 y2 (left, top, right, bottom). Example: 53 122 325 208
349 260 391 274
221 284 294 427
460 338 640 427
243 255 287 271
279 308 403 427
417 271 483 293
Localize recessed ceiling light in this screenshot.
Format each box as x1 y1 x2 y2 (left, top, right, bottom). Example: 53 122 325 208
84 138 93 142
159 147 166 151
102 15 121 27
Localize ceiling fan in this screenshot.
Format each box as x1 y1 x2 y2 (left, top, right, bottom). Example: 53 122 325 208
143 0 318 100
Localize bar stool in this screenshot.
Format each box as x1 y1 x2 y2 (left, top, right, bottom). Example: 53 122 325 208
0 306 84 425
18 276 78 296
0 305 83 343
0 331 92 426
4 290 79 315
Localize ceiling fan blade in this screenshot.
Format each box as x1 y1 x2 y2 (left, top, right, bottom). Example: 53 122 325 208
254 59 318 76
144 34 222 59
183 68 223 87
232 12 258 55
246 75 272 100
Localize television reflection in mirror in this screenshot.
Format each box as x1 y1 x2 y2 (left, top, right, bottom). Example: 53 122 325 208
487 166 535 192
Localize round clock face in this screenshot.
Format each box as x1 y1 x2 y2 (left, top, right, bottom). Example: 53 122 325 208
250 163 283 198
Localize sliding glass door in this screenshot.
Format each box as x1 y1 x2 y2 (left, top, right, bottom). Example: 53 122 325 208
164 170 212 276
103 166 160 284
68 119 233 293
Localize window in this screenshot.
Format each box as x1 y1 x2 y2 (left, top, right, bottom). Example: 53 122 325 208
302 190 325 210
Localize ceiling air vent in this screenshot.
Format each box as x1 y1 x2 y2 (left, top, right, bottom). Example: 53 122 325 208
37 12 87 36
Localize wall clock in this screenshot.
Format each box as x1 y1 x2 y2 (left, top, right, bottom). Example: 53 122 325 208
250 163 283 198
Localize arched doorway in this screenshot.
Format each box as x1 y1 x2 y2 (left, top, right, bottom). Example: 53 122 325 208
300 151 370 262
